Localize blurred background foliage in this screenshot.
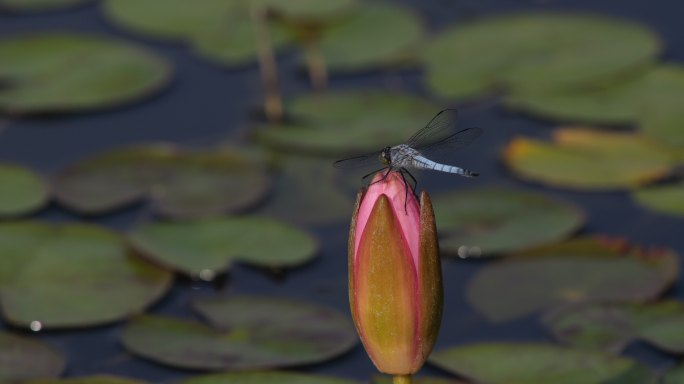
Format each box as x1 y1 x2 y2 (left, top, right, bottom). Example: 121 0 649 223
0 0 684 383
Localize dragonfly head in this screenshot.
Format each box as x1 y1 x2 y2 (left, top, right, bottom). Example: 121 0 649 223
379 146 392 165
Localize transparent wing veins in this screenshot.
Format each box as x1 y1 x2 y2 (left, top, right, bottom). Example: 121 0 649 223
407 108 459 149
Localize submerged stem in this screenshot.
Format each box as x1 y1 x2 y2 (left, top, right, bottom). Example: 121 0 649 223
250 5 283 123
301 30 328 91
393 375 413 384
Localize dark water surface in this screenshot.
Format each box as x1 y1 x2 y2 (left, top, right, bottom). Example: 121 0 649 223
0 1 682 382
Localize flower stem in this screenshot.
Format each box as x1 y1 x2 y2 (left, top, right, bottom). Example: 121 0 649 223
301 29 328 91
393 375 412 384
250 5 283 123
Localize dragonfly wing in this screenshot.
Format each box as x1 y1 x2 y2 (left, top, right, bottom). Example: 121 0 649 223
407 108 459 149
333 152 380 169
417 126 483 156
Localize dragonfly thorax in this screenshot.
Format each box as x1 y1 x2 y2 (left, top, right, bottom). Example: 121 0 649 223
389 144 422 168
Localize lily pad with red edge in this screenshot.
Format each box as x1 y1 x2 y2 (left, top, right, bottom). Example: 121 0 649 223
422 13 660 100
633 181 684 217
257 155 354 225
433 187 584 256
182 371 360 384
127 217 318 279
0 0 91 12
0 163 48 218
255 91 439 155
0 332 65 381
544 301 684 354
466 237 678 323
102 0 291 68
316 3 424 72
121 296 357 371
0 33 171 115
21 376 149 384
429 342 654 384
53 144 271 218
0 221 173 329
503 127 674 190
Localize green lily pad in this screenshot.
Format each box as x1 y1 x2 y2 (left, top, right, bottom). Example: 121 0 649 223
0 163 48 217
372 375 467 384
423 13 660 100
466 237 678 323
256 91 438 155
633 181 684 217
253 0 356 22
503 128 674 190
0 0 91 12
53 144 270 218
0 33 171 115
102 0 291 67
317 3 423 71
182 371 360 384
128 217 317 278
433 187 584 256
663 364 684 384
121 296 357 370
0 222 173 328
257 155 354 225
429 343 654 384
22 376 149 384
0 332 65 381
504 66 656 124
544 301 684 354
506 66 684 146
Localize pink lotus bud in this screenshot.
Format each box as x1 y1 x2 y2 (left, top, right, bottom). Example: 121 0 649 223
349 171 443 375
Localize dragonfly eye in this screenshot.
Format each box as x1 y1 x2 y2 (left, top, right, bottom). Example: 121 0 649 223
380 147 392 165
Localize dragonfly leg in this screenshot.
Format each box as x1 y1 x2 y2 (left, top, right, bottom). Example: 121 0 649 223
362 167 388 182
402 168 418 194
398 169 414 214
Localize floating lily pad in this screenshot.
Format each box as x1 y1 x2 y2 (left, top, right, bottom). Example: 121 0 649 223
254 0 356 22
636 67 684 145
53 144 270 218
102 0 291 67
545 301 684 354
467 237 678 323
0 163 48 217
0 332 65 381
182 371 360 384
22 376 149 384
121 296 357 370
257 155 354 225
128 217 317 278
256 91 438 155
372 375 466 384
433 187 584 256
0 0 91 12
0 222 172 328
429 343 654 384
663 364 684 384
504 67 655 124
506 66 684 146
317 3 423 71
503 128 674 190
423 13 659 100
0 33 171 114
633 182 684 217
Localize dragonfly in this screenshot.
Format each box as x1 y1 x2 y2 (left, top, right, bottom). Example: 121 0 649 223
334 108 482 197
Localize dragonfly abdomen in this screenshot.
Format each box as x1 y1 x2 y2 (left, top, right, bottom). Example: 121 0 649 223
411 156 478 177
